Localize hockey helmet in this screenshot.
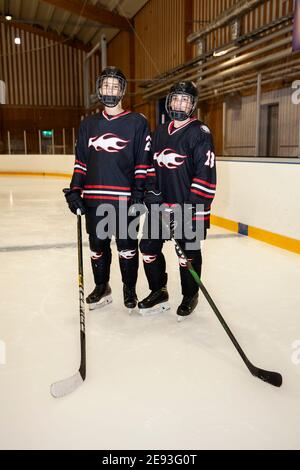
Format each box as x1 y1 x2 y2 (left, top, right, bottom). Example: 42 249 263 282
165 81 198 121
96 66 127 107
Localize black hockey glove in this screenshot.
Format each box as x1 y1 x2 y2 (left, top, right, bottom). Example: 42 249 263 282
128 189 146 217
144 190 163 210
63 188 86 215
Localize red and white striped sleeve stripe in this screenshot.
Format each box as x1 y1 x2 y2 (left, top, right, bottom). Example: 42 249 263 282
82 184 131 200
190 178 216 199
192 208 211 221
146 167 156 177
74 159 87 175
134 164 149 179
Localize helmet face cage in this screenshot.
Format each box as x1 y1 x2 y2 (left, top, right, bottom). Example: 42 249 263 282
165 92 197 121
96 69 127 107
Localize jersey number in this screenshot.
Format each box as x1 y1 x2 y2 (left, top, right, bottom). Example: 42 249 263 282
144 135 151 151
205 150 215 168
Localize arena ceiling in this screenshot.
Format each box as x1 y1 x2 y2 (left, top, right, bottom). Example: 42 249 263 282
0 0 148 46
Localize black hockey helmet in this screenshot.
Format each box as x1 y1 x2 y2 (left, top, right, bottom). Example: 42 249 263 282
165 81 198 121
96 66 127 107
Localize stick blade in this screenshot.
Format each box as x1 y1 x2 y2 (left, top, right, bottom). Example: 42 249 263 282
50 371 84 398
252 367 282 387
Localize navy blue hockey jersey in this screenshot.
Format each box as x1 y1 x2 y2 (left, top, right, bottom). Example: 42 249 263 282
70 110 153 205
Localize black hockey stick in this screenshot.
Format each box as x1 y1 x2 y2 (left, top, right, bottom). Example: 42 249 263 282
50 209 86 397
160 213 282 388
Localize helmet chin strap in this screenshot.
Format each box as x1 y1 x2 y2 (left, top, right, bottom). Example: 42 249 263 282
101 95 122 107
169 110 189 121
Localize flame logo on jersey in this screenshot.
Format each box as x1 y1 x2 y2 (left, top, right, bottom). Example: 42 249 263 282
88 133 129 152
118 249 136 260
153 148 187 169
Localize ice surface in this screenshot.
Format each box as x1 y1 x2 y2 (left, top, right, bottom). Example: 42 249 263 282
0 176 300 450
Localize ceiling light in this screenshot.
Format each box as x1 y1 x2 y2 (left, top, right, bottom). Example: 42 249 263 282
5 14 12 20
213 45 237 57
213 49 228 57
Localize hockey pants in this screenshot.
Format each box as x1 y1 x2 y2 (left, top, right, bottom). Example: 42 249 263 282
85 205 139 288
139 210 206 297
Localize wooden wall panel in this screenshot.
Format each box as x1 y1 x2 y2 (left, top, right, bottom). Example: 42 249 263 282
0 105 83 153
107 31 132 109
0 105 83 131
242 0 293 35
201 100 223 155
225 95 256 155
0 21 100 108
40 36 46 106
107 31 131 78
224 86 300 157
134 0 185 81
193 0 238 51
134 101 156 132
78 49 83 107
192 1 295 53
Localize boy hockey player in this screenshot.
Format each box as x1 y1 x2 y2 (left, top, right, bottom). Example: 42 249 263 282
64 66 152 311
139 81 216 321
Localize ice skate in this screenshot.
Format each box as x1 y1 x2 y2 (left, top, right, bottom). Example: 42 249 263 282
123 284 138 314
177 293 198 322
86 283 112 310
138 287 170 316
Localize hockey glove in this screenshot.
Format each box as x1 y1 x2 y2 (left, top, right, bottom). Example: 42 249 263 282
128 189 146 217
144 190 163 210
63 188 86 215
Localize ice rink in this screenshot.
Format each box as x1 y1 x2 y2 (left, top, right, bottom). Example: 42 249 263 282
0 176 300 450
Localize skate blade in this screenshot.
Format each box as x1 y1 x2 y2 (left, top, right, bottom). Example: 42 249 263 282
177 312 193 322
139 302 170 316
177 315 188 323
88 295 113 311
126 306 136 315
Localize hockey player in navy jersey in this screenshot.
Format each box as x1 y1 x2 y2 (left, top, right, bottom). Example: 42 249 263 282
139 81 216 321
64 66 153 311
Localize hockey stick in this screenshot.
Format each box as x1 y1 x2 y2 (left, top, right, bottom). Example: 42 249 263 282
50 209 86 397
160 212 282 388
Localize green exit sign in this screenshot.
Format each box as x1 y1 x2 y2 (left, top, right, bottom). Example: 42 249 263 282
42 130 53 138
